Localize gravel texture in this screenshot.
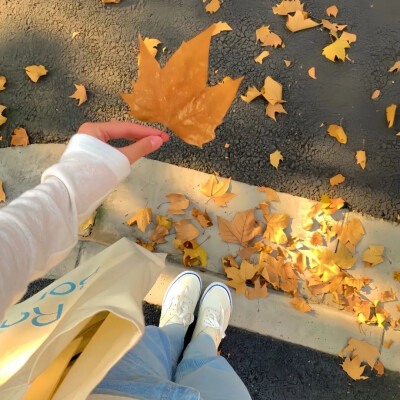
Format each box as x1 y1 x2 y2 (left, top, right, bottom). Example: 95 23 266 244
0 0 399 220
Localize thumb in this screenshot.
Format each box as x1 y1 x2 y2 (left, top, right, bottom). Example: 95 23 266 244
118 136 164 164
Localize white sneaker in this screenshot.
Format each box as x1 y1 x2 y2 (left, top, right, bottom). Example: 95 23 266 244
159 271 202 333
191 282 232 349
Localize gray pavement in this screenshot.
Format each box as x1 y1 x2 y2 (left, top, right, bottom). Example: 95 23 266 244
0 0 399 221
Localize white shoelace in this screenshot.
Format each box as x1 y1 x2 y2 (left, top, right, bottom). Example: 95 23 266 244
203 306 226 339
169 286 194 327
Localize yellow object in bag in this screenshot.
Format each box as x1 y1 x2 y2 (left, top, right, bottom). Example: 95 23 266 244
0 238 166 400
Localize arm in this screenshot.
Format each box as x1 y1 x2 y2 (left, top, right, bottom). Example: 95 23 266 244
0 122 168 320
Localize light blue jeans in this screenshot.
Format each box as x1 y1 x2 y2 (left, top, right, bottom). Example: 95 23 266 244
91 324 252 400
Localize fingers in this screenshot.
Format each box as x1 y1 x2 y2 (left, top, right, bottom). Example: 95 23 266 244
118 135 164 164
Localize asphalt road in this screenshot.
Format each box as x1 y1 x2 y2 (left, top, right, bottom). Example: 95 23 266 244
0 0 399 221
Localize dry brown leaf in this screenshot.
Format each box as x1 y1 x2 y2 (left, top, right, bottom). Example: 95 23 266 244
340 31 357 44
201 175 236 206
266 103 287 121
338 218 365 253
263 213 290 244
272 0 304 15
326 5 338 17
386 104 397 128
380 289 396 303
330 174 345 186
258 186 280 202
205 0 220 14
340 338 381 370
256 26 283 48
255 51 270 64
0 76 6 91
336 243 357 270
362 245 384 268
371 90 380 100
182 240 207 267
374 360 384 376
192 208 213 228
382 339 394 349
327 124 347 143
290 296 312 312
241 86 262 103
284 59 292 67
226 260 257 295
356 150 366 170
286 11 320 32
121 25 243 148
245 277 268 300
341 356 368 380
388 61 400 73
150 224 169 244
126 207 153 232
11 127 29 146
322 39 349 62
175 218 200 241
218 209 261 246
308 67 317 79
25 65 48 82
136 239 156 252
166 193 189 214
270 150 283 169
69 84 87 106
0 105 7 126
0 181 5 202
262 76 284 105
212 22 232 36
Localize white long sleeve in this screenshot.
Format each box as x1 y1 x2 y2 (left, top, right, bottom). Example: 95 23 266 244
0 134 131 321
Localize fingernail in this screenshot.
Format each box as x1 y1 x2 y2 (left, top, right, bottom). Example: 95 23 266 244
161 132 170 142
150 136 163 150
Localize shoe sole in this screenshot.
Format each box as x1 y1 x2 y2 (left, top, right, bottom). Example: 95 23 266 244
162 271 202 307
199 282 233 311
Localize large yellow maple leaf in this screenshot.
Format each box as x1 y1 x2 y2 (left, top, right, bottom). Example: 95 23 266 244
121 25 243 148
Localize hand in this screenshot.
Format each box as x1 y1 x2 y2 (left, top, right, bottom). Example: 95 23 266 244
77 121 169 164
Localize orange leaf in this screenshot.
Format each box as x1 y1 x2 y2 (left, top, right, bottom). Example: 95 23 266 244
338 218 365 253
226 260 257 295
393 270 400 282
327 124 347 143
245 277 268 300
254 51 270 64
192 208 213 228
286 11 320 32
69 84 87 106
308 67 317 79
262 76 284 105
266 103 287 121
142 37 161 58
212 22 232 36
156 215 173 230
263 213 289 244
136 239 156 252
270 150 283 169
388 61 400 72
380 289 396 303
0 105 7 127
256 26 283 48
121 25 243 148
166 193 189 214
150 224 169 244
175 218 200 241
0 180 5 202
356 150 366 169
330 174 345 186
321 19 347 36
382 339 394 349
340 31 357 44
341 356 368 380
126 207 153 232
272 0 304 15
201 175 236 206
257 186 280 201
284 59 292 67
0 76 6 91
386 104 397 128
362 245 384 268
374 360 384 376
371 90 380 100
11 127 29 146
310 231 323 246
218 209 261 246
290 296 312 312
326 5 338 17
25 65 48 82
205 0 220 14
340 338 380 369
241 86 262 103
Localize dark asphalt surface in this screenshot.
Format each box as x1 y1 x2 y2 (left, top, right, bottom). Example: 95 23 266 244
22 279 400 400
0 0 399 221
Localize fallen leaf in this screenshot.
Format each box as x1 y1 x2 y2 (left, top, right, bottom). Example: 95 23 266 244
374 360 384 376
245 277 268 300
383 340 394 349
241 86 262 103
121 25 243 148
388 61 400 73
336 242 357 270
175 218 200 241
0 181 5 202
150 224 169 244
310 231 323 246
341 356 368 380
69 84 87 106
262 76 284 105
143 37 161 57
266 103 287 121
330 174 345 186
327 124 347 144
11 127 29 146
218 209 261 246
355 150 366 170
386 104 397 128
258 186 280 201
340 31 357 44
201 175 236 206
192 208 213 227
284 59 292 67
326 5 338 17
205 0 220 14
272 0 304 15
264 213 290 244
291 296 312 312
338 218 365 253
286 10 320 32
362 245 384 268
340 338 381 369
126 207 153 232
157 215 173 230
25 65 48 82
212 22 233 36
393 270 400 282
136 239 156 252
371 90 380 100
166 193 189 214
71 31 81 39
0 105 6 126
0 76 6 91
270 150 283 169
322 39 350 62
102 0 120 2
182 240 207 267
380 289 396 303
308 66 317 79
256 26 283 48
225 259 257 295
255 51 270 64
321 19 347 36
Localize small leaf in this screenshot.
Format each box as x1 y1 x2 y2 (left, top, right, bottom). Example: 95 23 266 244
322 39 349 62
69 84 87 106
270 150 283 169
388 61 400 73
291 296 312 312
205 0 220 14
284 59 292 67
380 288 396 303
126 207 153 232
175 218 200 241
257 186 280 201
340 31 357 44
0 76 6 91
386 104 397 128
326 5 338 17
0 105 7 126
262 76 284 105
254 51 270 64
0 180 5 202
11 127 29 146
136 239 156 252
371 90 380 100
286 11 320 32
166 193 189 214
192 208 213 228
382 340 394 349
241 86 262 103
266 103 287 121
256 26 283 47
308 67 317 79
25 65 48 82
356 150 366 169
212 22 232 36
362 245 384 268
272 0 304 16
327 124 347 144
71 31 81 39
341 356 368 380
330 174 345 186
201 175 236 206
